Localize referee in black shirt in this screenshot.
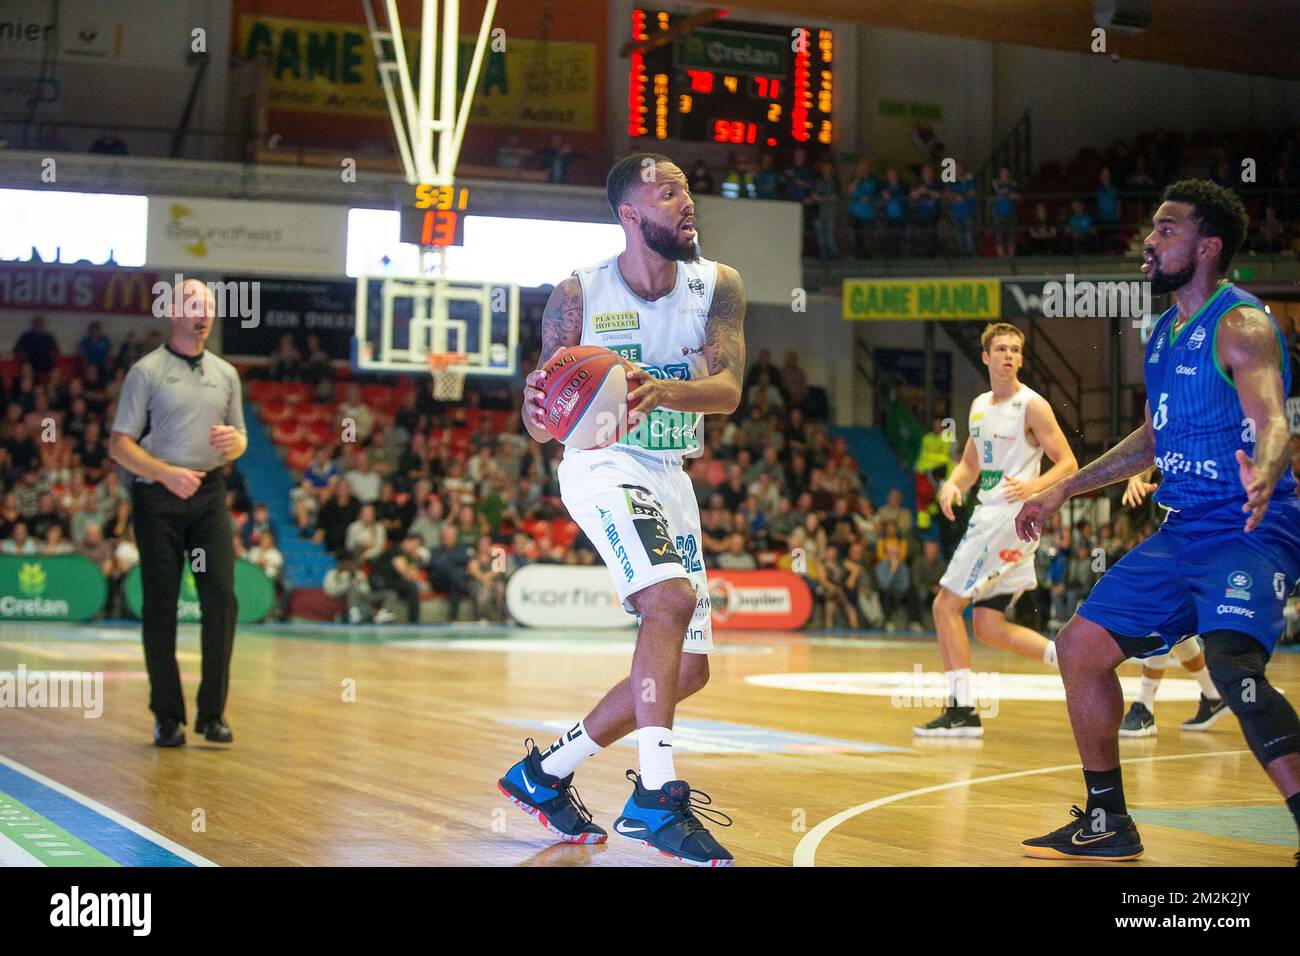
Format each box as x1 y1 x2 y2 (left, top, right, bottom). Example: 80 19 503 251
110 279 247 747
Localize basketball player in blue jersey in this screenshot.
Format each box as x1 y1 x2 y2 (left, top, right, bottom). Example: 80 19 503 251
1015 180 1300 863
497 153 744 865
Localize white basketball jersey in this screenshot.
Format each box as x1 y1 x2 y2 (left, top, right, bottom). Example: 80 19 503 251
568 254 717 465
968 384 1044 506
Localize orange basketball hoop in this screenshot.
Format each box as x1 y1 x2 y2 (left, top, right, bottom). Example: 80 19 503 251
426 352 469 402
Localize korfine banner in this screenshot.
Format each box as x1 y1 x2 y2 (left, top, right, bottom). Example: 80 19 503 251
122 561 276 624
505 565 637 629
505 565 813 631
0 554 108 622
146 196 347 276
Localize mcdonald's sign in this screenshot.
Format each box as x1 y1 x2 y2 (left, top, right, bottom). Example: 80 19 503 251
102 271 154 314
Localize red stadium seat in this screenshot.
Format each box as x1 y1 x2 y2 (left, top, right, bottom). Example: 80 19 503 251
287 588 344 622
273 421 304 445
280 382 310 403
489 410 512 431
247 380 275 402
285 442 314 471
260 400 291 423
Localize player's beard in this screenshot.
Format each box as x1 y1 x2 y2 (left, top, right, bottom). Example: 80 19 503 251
1149 257 1196 295
640 217 700 262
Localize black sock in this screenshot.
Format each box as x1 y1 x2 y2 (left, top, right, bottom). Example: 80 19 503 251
1286 792 1300 836
1083 767 1127 815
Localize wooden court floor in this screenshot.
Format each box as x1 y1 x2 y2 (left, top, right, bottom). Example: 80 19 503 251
1 621 1296 867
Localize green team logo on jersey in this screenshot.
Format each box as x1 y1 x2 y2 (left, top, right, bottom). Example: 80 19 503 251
620 409 702 452
610 344 642 363
978 469 1004 491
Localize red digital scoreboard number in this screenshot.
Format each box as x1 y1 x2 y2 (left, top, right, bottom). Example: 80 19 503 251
628 10 832 152
400 184 470 248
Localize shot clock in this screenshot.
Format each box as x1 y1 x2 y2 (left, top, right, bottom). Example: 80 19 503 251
628 8 833 151
399 183 470 248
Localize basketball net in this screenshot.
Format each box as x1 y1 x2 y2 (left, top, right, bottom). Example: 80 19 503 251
426 352 469 401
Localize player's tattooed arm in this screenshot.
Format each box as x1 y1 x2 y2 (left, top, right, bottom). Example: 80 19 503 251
1055 410 1156 500
538 276 584 368
648 263 746 414
522 276 585 443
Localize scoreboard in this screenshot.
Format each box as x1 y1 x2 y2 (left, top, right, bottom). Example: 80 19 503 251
628 8 833 151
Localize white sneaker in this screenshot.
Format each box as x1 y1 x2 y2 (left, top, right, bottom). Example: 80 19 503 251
348 606 363 624
373 609 397 624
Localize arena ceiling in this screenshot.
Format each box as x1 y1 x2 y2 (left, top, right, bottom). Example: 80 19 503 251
729 1 1300 82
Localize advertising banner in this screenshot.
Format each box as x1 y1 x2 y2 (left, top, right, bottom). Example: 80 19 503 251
505 565 637 629
217 278 356 359
707 569 812 631
237 15 596 130
844 278 1000 321
0 555 108 622
123 560 275 624
146 196 347 277
0 263 162 316
505 565 814 631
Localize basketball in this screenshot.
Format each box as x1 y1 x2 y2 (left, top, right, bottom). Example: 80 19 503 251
540 345 633 449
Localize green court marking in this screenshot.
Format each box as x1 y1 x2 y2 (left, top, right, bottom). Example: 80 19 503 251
1130 806 1297 849
0 790 119 867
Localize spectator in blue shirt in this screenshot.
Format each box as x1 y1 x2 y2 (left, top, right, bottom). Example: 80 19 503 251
909 164 942 257
879 168 909 257
847 159 879 258
991 166 1019 257
754 153 782 199
782 147 815 202
78 321 112 377
1066 199 1094 254
946 163 977 256
1094 166 1120 252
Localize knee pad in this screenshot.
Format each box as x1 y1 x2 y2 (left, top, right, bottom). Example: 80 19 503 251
1203 631 1271 713
1203 630 1300 764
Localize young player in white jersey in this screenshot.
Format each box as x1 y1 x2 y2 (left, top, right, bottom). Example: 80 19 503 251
498 153 744 866
914 322 1078 737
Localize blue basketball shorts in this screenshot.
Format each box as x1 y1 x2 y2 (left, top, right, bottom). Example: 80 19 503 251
1077 495 1300 658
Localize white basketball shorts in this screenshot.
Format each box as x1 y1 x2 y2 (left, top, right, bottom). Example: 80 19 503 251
558 446 713 654
938 501 1040 605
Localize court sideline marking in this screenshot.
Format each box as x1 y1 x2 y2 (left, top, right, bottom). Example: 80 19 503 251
0 754 216 867
793 750 1250 867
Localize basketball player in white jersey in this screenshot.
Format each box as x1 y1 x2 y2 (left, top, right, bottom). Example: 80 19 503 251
497 153 743 865
914 322 1077 736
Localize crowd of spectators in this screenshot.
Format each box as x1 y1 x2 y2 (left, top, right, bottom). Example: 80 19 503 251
682 127 1300 261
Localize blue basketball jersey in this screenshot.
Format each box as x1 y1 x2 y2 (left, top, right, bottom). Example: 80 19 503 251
1144 281 1296 512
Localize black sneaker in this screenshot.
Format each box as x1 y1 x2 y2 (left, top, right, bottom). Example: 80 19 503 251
1021 805 1143 861
613 771 734 867
1118 702 1156 738
1181 694 1229 732
913 705 983 738
154 719 186 748
497 739 607 844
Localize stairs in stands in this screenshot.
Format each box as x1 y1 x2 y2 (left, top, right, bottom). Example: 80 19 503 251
240 401 333 590
830 426 913 510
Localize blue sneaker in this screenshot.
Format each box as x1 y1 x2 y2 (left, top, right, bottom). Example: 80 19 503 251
612 770 734 867
497 739 607 845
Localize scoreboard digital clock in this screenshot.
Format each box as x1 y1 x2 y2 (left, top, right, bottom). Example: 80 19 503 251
398 183 470 248
628 8 833 151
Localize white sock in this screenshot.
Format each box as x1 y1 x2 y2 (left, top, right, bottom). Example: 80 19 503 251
637 726 676 790
538 720 603 779
1172 639 1220 700
1138 654 1168 710
946 668 972 708
1042 641 1058 668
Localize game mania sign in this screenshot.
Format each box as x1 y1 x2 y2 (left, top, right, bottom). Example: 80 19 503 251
843 278 1001 321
